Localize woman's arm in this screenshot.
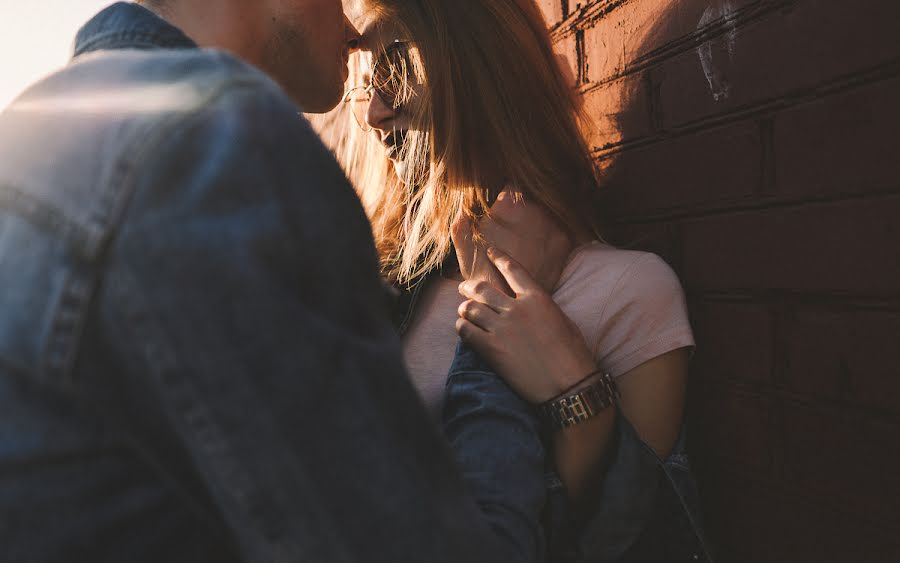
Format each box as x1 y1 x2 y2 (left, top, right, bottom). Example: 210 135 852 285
552 349 688 503
456 249 688 502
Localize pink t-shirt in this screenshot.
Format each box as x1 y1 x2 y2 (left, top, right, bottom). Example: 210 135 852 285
401 242 695 416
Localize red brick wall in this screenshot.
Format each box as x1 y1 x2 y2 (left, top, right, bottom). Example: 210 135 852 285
538 1 900 561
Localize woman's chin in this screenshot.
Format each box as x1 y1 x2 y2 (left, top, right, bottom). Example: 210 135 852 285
391 160 409 183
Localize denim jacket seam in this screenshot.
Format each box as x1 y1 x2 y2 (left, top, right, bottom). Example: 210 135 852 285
41 270 97 388
105 261 301 560
624 418 714 561
87 73 270 250
37 76 275 391
74 30 195 57
447 369 497 378
88 78 317 559
0 187 104 262
658 461 714 561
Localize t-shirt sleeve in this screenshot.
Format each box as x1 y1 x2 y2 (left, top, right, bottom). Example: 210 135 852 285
591 253 695 377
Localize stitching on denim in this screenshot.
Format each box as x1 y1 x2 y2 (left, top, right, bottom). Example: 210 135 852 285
36 75 275 388
70 74 267 266
94 79 334 562
74 30 195 57
0 188 103 262
108 253 307 563
42 270 95 389
12 72 318 558
447 369 496 378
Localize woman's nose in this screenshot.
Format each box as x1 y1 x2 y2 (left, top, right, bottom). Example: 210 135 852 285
365 92 395 132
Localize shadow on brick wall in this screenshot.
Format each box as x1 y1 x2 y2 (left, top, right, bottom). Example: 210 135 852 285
556 1 900 561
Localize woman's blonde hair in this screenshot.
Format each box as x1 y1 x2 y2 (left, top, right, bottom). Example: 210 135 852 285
331 0 602 285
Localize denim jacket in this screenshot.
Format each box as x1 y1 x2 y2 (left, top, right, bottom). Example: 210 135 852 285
396 270 716 563
0 3 548 562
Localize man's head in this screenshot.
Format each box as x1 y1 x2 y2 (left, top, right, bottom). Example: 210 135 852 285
141 0 360 112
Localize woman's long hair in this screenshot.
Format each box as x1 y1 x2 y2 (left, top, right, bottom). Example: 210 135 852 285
330 0 602 285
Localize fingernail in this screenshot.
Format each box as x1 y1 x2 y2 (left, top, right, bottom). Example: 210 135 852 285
486 247 496 257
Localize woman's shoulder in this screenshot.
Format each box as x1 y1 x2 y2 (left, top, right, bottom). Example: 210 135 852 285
556 241 684 301
557 242 694 376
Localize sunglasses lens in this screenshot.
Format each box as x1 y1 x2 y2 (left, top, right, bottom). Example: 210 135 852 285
343 43 413 131
373 45 411 109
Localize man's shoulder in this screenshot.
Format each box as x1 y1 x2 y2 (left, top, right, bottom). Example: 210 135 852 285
0 46 321 261
31 46 320 173
0 45 310 194
62 47 290 116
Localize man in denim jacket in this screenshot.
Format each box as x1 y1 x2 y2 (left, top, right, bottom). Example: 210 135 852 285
0 2 548 561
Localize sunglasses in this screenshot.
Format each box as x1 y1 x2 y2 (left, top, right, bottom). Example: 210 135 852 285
342 40 415 132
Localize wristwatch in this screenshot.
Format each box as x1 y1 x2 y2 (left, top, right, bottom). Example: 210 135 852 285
538 373 618 430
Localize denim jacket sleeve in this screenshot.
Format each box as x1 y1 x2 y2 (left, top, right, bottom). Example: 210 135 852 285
544 411 713 563
73 75 528 563
442 341 548 563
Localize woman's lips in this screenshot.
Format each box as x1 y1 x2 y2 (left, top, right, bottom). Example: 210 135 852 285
383 131 407 160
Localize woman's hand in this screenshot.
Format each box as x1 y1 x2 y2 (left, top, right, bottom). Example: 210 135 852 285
451 190 572 294
455 247 597 404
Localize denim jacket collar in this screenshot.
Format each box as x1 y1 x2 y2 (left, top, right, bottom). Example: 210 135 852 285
73 2 197 58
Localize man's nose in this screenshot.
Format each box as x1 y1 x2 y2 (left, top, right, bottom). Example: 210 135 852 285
344 15 361 53
366 91 395 131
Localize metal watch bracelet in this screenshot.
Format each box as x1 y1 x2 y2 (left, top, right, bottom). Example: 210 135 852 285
537 372 619 430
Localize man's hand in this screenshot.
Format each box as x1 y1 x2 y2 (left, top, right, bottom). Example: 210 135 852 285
451 190 573 294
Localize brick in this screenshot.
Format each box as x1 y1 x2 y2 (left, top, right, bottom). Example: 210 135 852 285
597 121 761 217
553 32 580 88
621 0 762 68
581 72 651 147
572 0 763 80
783 405 900 524
775 75 900 199
781 310 900 412
601 221 682 268
682 197 900 296
537 0 564 28
698 478 777 563
690 384 772 473
656 0 900 128
583 6 627 81
691 302 773 385
700 476 900 563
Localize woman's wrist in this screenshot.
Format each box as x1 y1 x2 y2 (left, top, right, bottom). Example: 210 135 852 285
545 357 601 402
538 370 618 431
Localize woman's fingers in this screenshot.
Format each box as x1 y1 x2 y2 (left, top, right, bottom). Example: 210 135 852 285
457 299 498 331
455 317 490 349
455 317 497 367
487 247 541 296
458 279 512 312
